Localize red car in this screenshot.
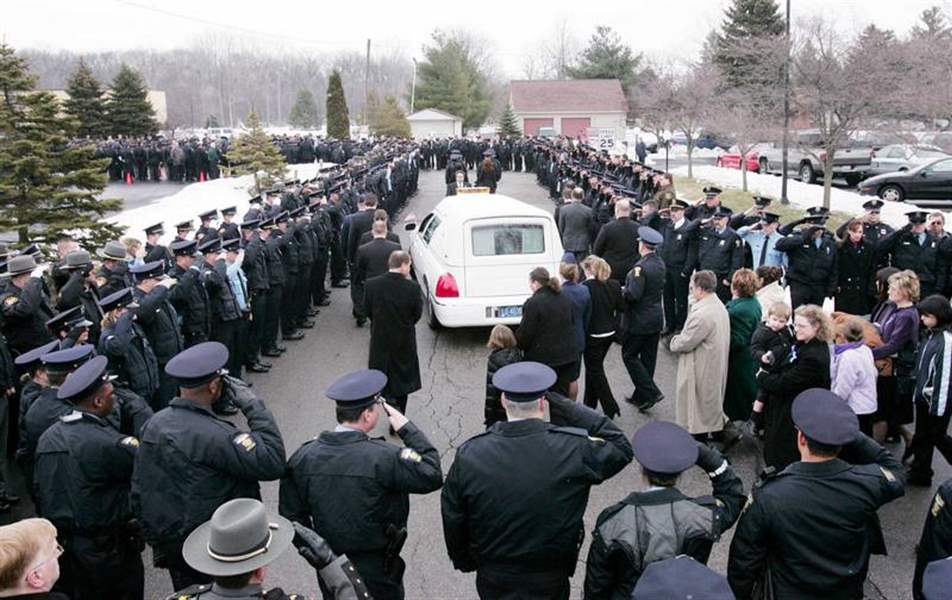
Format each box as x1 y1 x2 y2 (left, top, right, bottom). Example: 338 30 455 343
715 144 770 172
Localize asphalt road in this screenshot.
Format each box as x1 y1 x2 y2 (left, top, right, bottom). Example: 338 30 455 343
5 168 937 598
100 180 188 215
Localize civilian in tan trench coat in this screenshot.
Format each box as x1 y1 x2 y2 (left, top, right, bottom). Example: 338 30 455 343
669 271 731 436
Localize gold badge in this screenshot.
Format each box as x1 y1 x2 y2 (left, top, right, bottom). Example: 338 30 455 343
234 433 256 452
587 435 605 443
399 448 422 462
120 436 139 448
3 296 18 307
879 466 896 483
932 493 945 517
741 493 754 514
633 267 641 277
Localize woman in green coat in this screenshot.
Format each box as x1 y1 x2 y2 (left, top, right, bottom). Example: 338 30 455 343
724 269 762 422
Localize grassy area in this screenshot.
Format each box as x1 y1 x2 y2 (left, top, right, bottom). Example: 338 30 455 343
673 174 851 232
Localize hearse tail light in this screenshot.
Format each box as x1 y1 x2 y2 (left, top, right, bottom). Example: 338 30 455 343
435 273 460 298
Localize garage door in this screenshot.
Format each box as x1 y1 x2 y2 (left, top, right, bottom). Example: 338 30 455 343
523 118 553 136
561 117 591 139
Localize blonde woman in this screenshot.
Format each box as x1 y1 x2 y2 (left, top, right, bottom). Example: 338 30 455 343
580 256 624 418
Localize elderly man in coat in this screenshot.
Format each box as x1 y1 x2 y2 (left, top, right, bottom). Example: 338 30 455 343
669 270 731 442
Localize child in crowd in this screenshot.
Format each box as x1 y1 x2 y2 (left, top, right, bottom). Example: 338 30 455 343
747 301 794 435
831 317 878 435
484 324 523 427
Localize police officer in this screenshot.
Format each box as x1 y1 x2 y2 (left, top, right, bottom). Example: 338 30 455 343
776 212 838 310
692 206 743 303
239 219 273 368
14 340 59 443
584 420 745 598
56 250 104 344
196 210 219 243
727 388 906 599
915 478 952 599
621 227 666 412
632 556 735 600
130 260 184 410
199 237 243 386
169 498 368 600
878 210 944 298
658 199 697 335
218 207 241 241
0 254 55 355
685 187 722 221
441 362 633 599
258 218 287 356
174 221 194 243
836 198 894 248
280 369 442 600
169 239 212 347
95 241 134 298
132 342 285 591
738 211 786 270
98 287 160 407
45 306 93 350
33 356 145 600
144 222 174 272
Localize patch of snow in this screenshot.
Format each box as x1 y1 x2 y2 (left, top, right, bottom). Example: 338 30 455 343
647 147 723 160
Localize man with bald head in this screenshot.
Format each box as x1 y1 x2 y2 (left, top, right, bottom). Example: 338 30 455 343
593 198 642 284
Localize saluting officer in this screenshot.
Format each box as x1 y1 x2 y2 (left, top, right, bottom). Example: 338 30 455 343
775 211 838 310
169 239 212 347
98 287 160 406
658 199 697 335
174 220 194 243
621 227 666 412
33 356 145 600
727 388 906 599
96 241 134 299
144 222 174 273
441 362 633 599
280 369 442 600
130 260 184 410
737 211 787 270
218 206 241 241
132 342 285 591
199 237 243 387
585 421 745 598
878 210 944 298
195 210 219 243
0 254 56 355
915 478 952 599
685 187 722 221
691 206 743 303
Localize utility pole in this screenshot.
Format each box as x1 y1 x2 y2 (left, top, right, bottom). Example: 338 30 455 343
780 0 792 204
410 58 418 114
364 38 371 131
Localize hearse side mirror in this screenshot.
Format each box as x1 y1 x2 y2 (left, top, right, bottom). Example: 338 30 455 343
404 221 417 231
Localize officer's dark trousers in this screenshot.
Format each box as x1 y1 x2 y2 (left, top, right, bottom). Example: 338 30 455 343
622 332 662 405
910 403 952 480
330 240 347 283
296 266 313 321
663 270 689 331
351 270 366 320
583 336 619 418
475 568 570 600
69 534 144 600
265 285 284 348
211 318 242 378
790 283 825 310
313 252 329 302
715 275 732 304
282 278 298 335
322 552 404 600
252 291 270 356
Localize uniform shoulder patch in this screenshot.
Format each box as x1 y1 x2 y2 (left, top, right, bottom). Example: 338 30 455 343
633 266 642 277
233 432 257 452
399 447 422 462
60 411 83 423
879 466 896 483
932 492 946 518
2 295 18 307
119 436 140 449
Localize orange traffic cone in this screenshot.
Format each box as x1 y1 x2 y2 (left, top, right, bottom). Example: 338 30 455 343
125 172 133 185
199 171 206 182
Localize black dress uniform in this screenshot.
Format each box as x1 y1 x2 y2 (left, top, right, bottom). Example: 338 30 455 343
98 287 161 406
728 389 906 599
144 222 175 273
915 479 952 599
0 257 56 354
658 206 698 333
240 223 271 365
33 356 145 600
169 240 212 347
877 218 944 298
621 228 666 410
593 215 641 284
441 363 633 600
280 369 442 600
835 236 876 315
131 261 184 410
262 221 289 351
132 342 285 591
199 240 243 378
776 224 838 310
691 215 744 304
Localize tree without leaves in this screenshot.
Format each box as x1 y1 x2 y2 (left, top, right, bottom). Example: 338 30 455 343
226 110 287 195
497 103 521 138
0 44 124 249
288 88 320 129
63 58 107 138
911 6 951 41
104 63 158 136
903 7 952 126
325 70 350 139
413 30 492 130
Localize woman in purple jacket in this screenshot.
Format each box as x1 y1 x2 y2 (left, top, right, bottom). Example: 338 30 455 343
871 269 921 448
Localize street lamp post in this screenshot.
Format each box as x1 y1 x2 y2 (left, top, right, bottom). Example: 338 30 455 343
410 58 418 114
781 0 792 204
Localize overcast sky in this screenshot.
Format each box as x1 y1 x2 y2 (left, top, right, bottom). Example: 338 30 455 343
5 0 951 76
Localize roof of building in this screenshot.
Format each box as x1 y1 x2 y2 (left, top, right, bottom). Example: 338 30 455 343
508 79 627 114
407 108 463 122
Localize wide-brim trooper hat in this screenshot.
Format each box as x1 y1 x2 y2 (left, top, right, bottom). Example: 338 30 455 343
182 498 294 577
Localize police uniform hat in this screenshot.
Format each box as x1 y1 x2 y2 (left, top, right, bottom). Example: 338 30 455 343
14 340 60 370
638 227 663 247
762 212 781 224
198 237 222 254
63 250 93 270
45 306 92 334
862 199 885 212
491 361 556 402
240 219 261 231
805 206 829 217
57 355 116 403
259 218 276 231
98 287 136 313
482 149 495 157
41 344 94 374
633 555 733 600
129 260 166 281
170 239 198 256
182 498 294 577
221 206 237 217
326 369 387 409
560 251 577 264
165 341 229 388
97 241 128 261
6 254 39 276
703 186 722 198
669 198 690 210
289 206 306 219
923 557 952 600
908 210 929 224
632 420 698 474
792 388 858 445
222 238 240 252
198 209 218 221
20 244 42 258
144 222 164 236
175 220 194 231
753 195 773 207
711 206 733 219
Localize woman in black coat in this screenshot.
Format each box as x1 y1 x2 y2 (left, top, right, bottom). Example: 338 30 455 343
757 304 833 471
484 325 523 427
581 256 625 418
475 158 501 192
835 220 876 316
516 267 577 396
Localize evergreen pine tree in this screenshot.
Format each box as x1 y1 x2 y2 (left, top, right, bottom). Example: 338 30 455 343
63 58 107 138
105 63 158 137
226 111 287 194
497 103 521 137
566 26 644 96
325 71 350 139
0 44 124 249
369 96 411 138
414 31 491 130
288 89 320 129
713 0 785 89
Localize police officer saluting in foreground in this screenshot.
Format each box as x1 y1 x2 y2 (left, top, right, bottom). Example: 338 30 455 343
132 341 286 591
727 388 906 599
280 369 442 600
169 498 369 600
632 555 734 600
441 362 633 599
584 420 745 598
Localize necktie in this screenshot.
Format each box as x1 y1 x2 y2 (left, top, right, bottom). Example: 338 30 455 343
759 234 770 267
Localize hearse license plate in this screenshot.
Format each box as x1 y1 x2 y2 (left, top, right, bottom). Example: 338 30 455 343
497 305 522 318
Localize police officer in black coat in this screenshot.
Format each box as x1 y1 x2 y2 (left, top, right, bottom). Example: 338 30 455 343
169 240 212 347
593 198 641 284
98 287 161 406
132 342 286 591
776 212 838 310
196 210 219 243
240 220 272 364
0 254 56 355
218 207 241 241
34 356 146 600
130 260 185 410
280 369 442 600
144 223 175 273
878 210 945 298
56 250 104 345
96 241 134 298
691 206 744 304
658 200 698 334
915 478 952 599
622 227 666 411
727 388 906 599
259 218 287 355
271 212 305 340
200 238 243 387
441 362 633 600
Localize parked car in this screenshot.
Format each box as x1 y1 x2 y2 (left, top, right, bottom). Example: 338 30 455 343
865 144 948 177
716 144 771 172
858 156 952 204
696 134 735 150
923 132 952 154
405 192 563 328
758 130 875 186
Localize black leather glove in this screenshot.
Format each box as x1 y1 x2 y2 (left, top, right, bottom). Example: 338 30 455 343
695 441 725 473
292 522 337 570
221 374 258 411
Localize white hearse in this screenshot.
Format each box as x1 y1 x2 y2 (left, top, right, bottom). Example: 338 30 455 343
405 190 564 328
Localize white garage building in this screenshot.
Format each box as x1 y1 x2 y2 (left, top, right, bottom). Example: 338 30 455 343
508 79 627 141
407 108 463 139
